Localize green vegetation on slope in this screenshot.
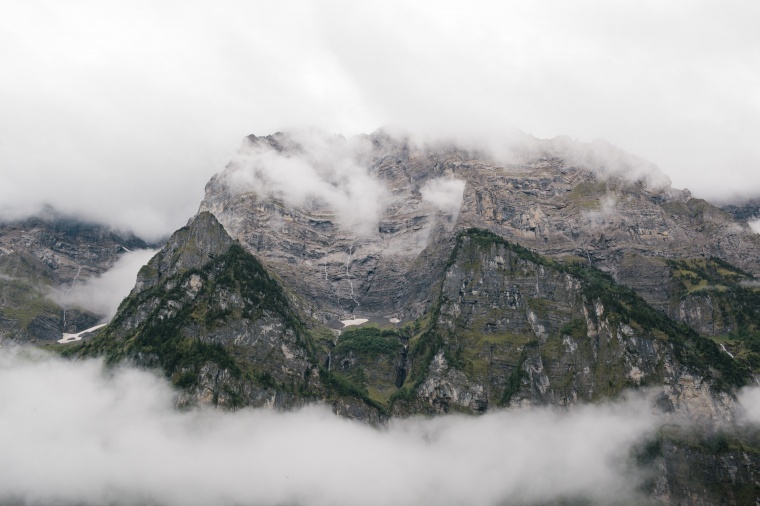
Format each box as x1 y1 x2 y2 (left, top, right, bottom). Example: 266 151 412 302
668 257 760 372
332 326 402 357
89 244 308 389
447 228 750 390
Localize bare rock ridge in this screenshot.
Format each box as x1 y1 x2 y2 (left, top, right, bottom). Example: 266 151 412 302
722 197 760 222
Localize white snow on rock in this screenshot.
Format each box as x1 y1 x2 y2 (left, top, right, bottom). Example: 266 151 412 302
341 318 368 328
58 323 108 344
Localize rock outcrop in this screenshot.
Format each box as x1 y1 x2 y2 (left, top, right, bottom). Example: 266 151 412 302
0 209 150 341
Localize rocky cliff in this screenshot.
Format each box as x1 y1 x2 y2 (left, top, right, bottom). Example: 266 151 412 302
722 197 760 222
0 209 150 342
397 230 743 421
199 131 760 328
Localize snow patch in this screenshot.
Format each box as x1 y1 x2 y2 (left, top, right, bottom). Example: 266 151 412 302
341 318 368 328
58 323 108 344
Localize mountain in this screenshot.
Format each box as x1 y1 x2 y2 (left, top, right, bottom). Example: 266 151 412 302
72 130 760 503
200 132 760 333
722 197 760 222
0 208 151 342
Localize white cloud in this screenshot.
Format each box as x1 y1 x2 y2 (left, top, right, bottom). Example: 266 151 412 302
0 349 661 506
225 130 390 237
737 386 760 423
1 0 759 240
749 219 760 234
51 248 157 319
584 195 621 226
420 178 467 217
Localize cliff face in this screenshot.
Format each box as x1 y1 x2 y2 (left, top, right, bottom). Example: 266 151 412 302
198 131 760 328
88 213 323 410
400 232 741 421
0 210 150 341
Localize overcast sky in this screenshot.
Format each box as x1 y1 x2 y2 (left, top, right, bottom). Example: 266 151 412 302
2 0 759 240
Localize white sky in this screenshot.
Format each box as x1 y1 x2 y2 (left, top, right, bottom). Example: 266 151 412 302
1 0 759 240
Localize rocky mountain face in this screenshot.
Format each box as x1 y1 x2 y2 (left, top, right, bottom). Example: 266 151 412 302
722 197 760 222
0 209 150 342
199 132 760 330
75 130 760 503
401 231 743 419
87 211 383 420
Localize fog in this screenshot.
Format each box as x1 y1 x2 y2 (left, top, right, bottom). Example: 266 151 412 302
1 1 759 240
226 131 389 237
420 178 467 218
0 348 666 506
52 249 158 320
737 387 760 424
220 131 473 236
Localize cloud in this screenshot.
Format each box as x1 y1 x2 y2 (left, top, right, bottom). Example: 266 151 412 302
51 248 157 319
749 219 760 234
584 195 621 226
0 348 663 506
420 178 467 218
1 1 759 241
224 130 390 237
737 386 760 423
554 138 673 190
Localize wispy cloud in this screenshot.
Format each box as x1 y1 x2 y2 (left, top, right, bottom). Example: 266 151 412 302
420 178 467 219
223 131 390 237
50 249 157 319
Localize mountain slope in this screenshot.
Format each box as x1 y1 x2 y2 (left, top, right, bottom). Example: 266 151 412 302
391 229 746 418
0 209 150 342
81 216 750 422
77 212 377 418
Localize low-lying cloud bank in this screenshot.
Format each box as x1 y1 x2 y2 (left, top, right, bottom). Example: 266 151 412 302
0 349 666 506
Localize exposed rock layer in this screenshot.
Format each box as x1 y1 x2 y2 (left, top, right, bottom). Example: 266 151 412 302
199 132 760 327
0 210 150 341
